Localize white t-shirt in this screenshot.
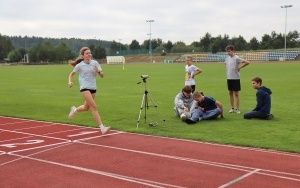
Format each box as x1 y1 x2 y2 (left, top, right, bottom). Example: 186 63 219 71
185 64 199 85
73 60 102 90
224 55 243 79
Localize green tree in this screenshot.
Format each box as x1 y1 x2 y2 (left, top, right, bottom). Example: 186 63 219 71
8 48 26 62
0 34 14 61
231 35 248 51
55 42 75 62
200 32 212 52
249 37 260 50
109 40 119 55
164 40 173 53
141 38 162 50
273 33 284 49
210 43 219 54
171 41 187 53
129 40 141 50
89 44 95 52
287 30 300 48
210 35 229 53
260 34 272 49
93 45 106 59
29 41 55 62
151 38 162 50
40 41 55 62
154 44 166 54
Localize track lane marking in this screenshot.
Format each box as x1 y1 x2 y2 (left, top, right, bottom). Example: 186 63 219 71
67 131 100 137
2 116 299 158
0 142 72 167
218 169 261 188
1 116 299 185
76 141 300 182
0 140 44 148
8 152 186 188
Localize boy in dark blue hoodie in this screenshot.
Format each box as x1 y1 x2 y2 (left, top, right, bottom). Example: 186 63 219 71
244 77 274 120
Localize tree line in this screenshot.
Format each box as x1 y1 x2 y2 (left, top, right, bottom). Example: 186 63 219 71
1 30 299 63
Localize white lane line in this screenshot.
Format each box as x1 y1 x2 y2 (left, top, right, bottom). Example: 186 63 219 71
126 132 300 158
9 153 186 188
3 116 298 158
75 131 123 142
13 123 56 131
0 142 72 167
8 140 72 154
1 116 299 183
0 135 36 143
44 127 89 136
67 131 99 137
218 169 261 188
0 128 69 142
257 171 300 182
76 141 300 182
0 140 44 148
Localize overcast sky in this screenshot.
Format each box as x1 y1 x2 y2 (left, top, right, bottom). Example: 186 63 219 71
0 0 299 45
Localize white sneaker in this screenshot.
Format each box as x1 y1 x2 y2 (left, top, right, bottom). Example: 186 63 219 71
180 114 187 121
173 107 179 116
235 109 241 114
100 126 111 135
68 106 76 119
228 108 234 113
184 111 191 119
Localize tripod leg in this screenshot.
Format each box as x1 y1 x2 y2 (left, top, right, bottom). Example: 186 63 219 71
147 93 166 124
144 92 148 123
136 94 146 128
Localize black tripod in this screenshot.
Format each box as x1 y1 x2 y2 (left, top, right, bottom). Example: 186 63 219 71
136 76 165 128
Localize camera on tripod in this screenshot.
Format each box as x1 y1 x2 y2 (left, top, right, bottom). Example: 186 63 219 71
141 75 149 79
136 74 165 128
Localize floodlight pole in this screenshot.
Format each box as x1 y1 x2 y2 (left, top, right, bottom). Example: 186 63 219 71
281 5 292 60
146 20 154 63
119 39 122 56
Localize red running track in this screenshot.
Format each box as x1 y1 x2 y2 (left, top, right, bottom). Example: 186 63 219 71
0 116 299 187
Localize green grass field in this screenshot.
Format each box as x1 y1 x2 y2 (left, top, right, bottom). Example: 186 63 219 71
0 62 299 153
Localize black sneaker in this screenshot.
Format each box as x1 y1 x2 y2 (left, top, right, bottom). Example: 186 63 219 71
266 114 274 120
185 118 197 124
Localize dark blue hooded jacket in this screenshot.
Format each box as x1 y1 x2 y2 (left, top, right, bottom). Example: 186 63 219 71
253 86 272 114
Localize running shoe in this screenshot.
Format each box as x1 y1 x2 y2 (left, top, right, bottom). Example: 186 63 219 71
68 106 76 119
235 109 241 114
228 108 234 113
100 126 111 135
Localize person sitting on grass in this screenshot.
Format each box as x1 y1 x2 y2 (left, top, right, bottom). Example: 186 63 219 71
185 91 224 124
243 77 274 120
174 85 196 121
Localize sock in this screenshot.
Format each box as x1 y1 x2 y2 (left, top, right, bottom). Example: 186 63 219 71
99 124 105 129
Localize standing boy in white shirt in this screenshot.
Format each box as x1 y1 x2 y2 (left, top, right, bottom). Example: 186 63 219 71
185 56 202 93
224 45 250 114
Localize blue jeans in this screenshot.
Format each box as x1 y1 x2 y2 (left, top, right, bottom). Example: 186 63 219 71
243 111 269 120
190 108 221 121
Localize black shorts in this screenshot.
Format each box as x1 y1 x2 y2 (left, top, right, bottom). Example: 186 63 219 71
227 79 241 91
190 85 195 93
80 89 97 94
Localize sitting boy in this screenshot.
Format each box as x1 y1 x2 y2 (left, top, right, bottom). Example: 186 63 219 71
243 77 274 120
174 85 196 121
185 91 224 124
